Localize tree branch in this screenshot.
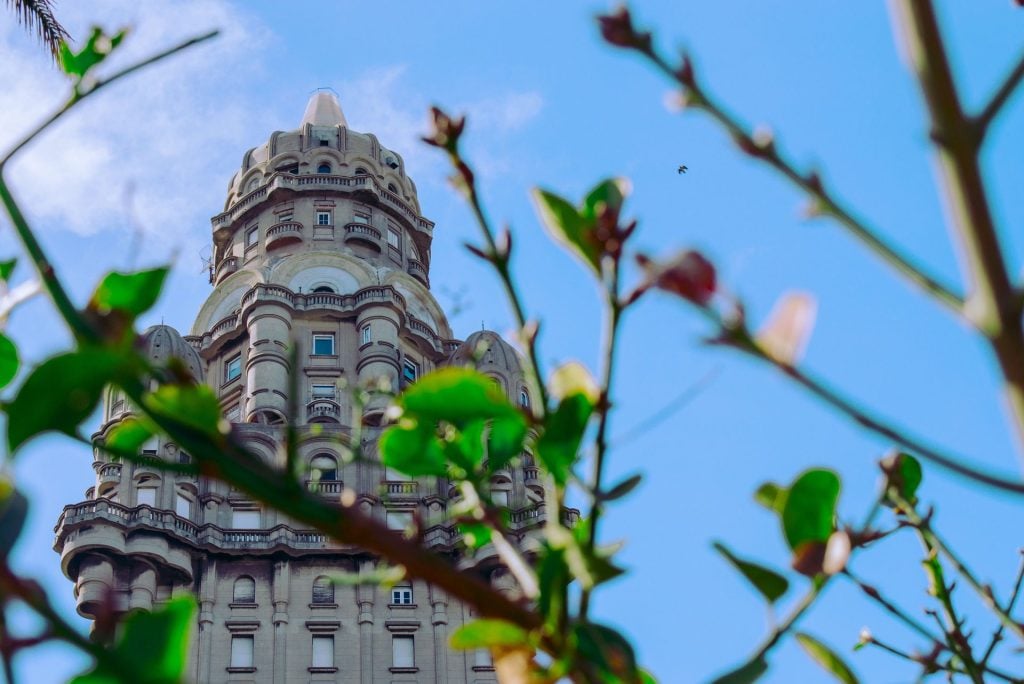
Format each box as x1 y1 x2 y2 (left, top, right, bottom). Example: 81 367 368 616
974 48 1024 138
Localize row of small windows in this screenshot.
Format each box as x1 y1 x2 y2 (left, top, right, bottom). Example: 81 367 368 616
244 166 398 190
229 633 417 671
230 575 412 606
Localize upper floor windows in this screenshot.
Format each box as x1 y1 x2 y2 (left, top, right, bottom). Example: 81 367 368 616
316 211 332 226
402 359 419 384
519 389 530 409
245 226 259 248
229 635 254 671
137 486 157 507
245 177 260 193
353 212 370 224
312 333 335 356
355 167 368 175
360 325 372 345
311 384 336 400
391 586 413 605
233 576 256 604
311 285 335 293
317 162 331 174
387 227 401 249
232 508 260 529
310 453 338 481
225 354 242 383
387 182 398 193
312 575 335 605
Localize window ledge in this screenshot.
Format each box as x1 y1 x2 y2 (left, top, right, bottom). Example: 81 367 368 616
226 667 256 673
472 665 496 672
309 354 338 360
388 603 418 609
309 603 338 609
308 667 339 674
229 603 258 609
389 667 419 674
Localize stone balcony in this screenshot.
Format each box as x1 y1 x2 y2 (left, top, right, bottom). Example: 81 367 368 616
383 481 419 499
213 256 239 284
407 259 429 287
343 222 381 249
305 479 344 497
307 398 341 423
266 221 303 249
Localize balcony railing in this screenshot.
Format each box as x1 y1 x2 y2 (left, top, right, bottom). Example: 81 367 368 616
305 479 343 496
98 463 122 484
266 221 303 249
524 466 540 482
343 222 381 248
214 256 239 284
407 259 428 286
307 398 341 422
384 481 419 497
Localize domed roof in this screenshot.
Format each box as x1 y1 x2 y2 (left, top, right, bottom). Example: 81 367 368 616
139 325 204 382
449 330 523 376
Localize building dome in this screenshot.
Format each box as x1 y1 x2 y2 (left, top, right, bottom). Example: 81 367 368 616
139 324 204 382
449 330 523 376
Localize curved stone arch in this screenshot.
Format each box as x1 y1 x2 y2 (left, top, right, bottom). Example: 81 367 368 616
285 265 360 295
191 276 260 336
268 251 377 291
247 408 286 426
307 147 344 169
266 150 300 171
238 431 278 460
133 471 162 484
343 154 382 177
239 168 264 194
385 277 452 338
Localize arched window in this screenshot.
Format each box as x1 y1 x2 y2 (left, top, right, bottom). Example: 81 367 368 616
519 389 530 409
387 182 398 193
311 454 338 481
233 576 256 604
246 177 260 192
355 167 368 175
312 576 335 604
311 285 335 294
248 409 285 426
317 163 331 174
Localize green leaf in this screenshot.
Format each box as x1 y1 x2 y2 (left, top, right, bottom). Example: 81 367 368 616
0 332 19 389
603 473 643 501
709 657 768 684
535 393 594 485
532 188 599 274
60 27 128 82
89 267 168 319
537 545 569 634
713 542 789 604
754 482 785 513
380 423 446 477
0 479 28 559
486 415 527 471
883 452 922 504
581 177 629 224
782 469 840 550
573 622 639 682
458 521 493 549
72 597 194 683
143 383 223 436
5 348 134 453
450 619 530 650
0 258 15 283
795 633 859 684
400 368 518 426
103 417 156 455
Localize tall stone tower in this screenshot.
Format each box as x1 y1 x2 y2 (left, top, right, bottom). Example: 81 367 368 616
54 92 550 683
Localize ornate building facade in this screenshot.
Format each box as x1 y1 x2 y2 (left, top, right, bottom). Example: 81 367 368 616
53 92 550 683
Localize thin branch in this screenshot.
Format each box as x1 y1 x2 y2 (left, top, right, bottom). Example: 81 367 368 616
609 366 718 448
980 551 1024 667
975 48 1024 137
893 0 1024 464
633 47 963 314
843 569 944 646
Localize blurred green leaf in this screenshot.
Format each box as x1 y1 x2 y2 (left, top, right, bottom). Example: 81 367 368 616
535 393 593 485
882 451 922 505
5 348 134 452
754 482 785 513
782 469 839 550
401 368 518 426
573 622 640 683
459 521 493 549
538 545 569 634
486 416 527 471
713 542 788 604
581 177 629 224
533 188 598 275
104 417 156 455
450 619 530 650
72 597 194 683
795 633 859 684
0 332 19 389
380 423 446 477
549 361 600 403
143 384 222 436
59 26 128 83
603 473 642 502
89 267 168 319
0 258 15 283
0 479 28 559
709 657 768 684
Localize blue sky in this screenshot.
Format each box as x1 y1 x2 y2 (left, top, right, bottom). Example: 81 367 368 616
2 1 1024 682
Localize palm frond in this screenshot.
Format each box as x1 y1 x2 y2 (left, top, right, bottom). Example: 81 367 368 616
4 0 71 63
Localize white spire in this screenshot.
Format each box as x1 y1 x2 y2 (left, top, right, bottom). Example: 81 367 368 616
301 90 347 127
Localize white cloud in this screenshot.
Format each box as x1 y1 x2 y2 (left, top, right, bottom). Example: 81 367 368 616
0 0 274 258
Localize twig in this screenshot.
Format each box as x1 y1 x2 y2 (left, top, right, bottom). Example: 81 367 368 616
893 1 1024 464
974 48 1024 138
980 551 1024 667
843 569 943 645
609 366 718 448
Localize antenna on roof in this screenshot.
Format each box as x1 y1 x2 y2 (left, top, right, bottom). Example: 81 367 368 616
309 86 339 97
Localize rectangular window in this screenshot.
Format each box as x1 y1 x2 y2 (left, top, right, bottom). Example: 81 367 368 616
175 493 191 519
312 334 335 356
391 586 413 605
392 635 414 668
312 635 334 668
316 211 332 226
386 511 413 531
387 227 401 249
360 325 371 345
225 355 242 382
137 487 157 507
474 648 493 668
230 635 254 669
311 384 335 399
492 489 510 508
245 226 258 247
353 212 369 224
402 359 418 383
232 509 260 529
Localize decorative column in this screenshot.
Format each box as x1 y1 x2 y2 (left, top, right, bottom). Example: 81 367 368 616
128 563 156 612
429 584 449 682
197 559 217 684
355 304 401 422
272 560 290 684
245 300 293 419
357 559 376 684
